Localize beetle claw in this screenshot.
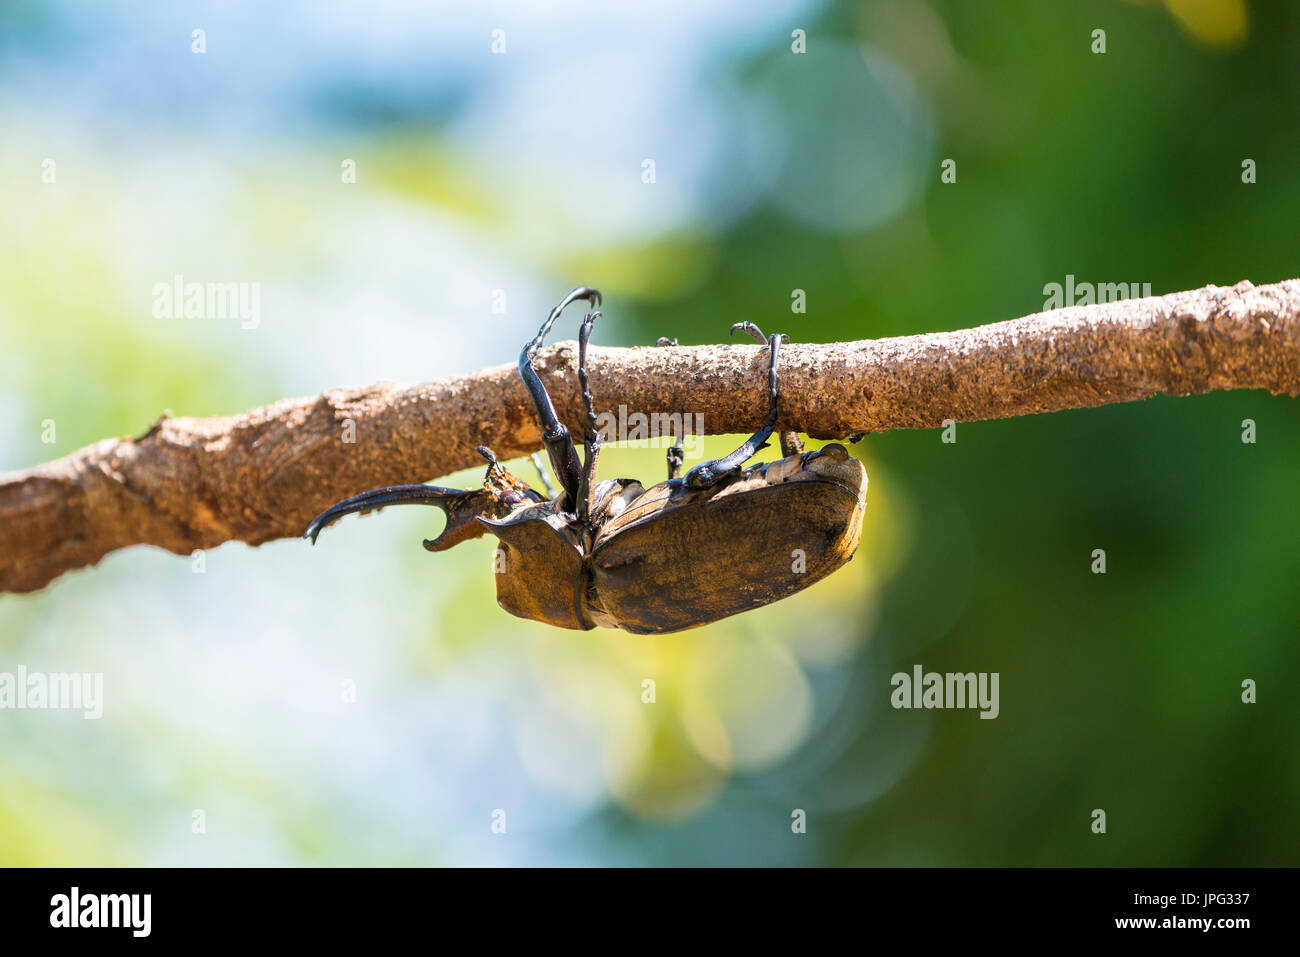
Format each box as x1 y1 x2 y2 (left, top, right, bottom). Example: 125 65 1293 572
729 321 766 344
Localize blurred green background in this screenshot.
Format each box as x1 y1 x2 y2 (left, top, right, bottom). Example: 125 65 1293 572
1 0 1297 865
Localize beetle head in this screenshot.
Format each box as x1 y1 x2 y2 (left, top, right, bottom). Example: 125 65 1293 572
418 451 543 552
304 446 544 552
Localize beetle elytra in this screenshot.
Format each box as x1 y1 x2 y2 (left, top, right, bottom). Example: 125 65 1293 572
306 287 867 634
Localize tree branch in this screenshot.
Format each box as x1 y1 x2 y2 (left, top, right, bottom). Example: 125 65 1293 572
3 279 1298 595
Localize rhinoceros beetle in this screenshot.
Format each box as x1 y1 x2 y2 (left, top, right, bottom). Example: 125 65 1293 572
306 287 868 634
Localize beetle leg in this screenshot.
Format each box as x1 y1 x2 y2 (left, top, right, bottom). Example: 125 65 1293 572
665 439 684 480
682 326 788 489
655 336 685 480
729 322 802 457
576 308 602 525
578 442 601 530
530 452 558 499
519 286 601 509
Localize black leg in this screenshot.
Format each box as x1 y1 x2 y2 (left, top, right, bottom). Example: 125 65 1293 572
530 452 558 499
518 286 600 508
730 322 803 457
682 323 788 490
576 307 602 524
655 337 685 480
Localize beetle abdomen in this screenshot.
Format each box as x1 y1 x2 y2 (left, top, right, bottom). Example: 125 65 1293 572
588 446 867 634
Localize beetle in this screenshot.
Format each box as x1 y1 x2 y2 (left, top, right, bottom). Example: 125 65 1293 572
305 286 868 634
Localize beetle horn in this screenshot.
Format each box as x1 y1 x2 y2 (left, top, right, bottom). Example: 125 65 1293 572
304 484 496 552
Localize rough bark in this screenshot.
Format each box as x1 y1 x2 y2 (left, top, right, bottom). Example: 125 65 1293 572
2 279 1298 595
